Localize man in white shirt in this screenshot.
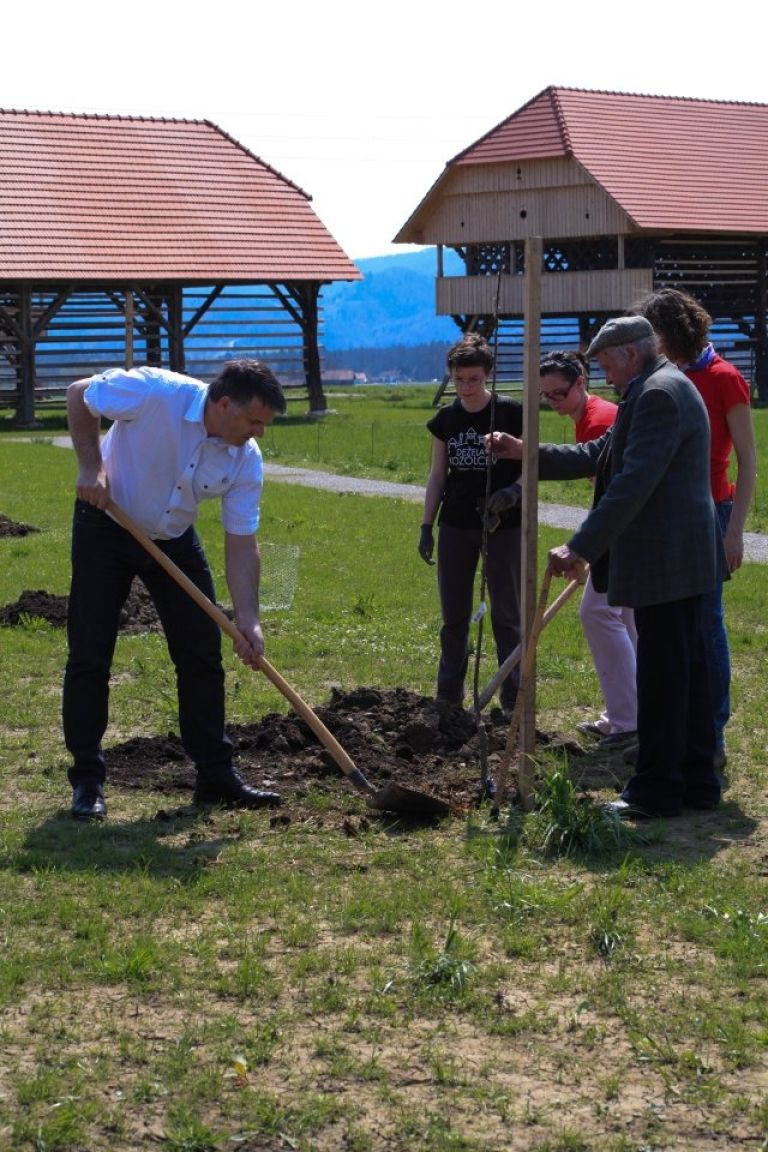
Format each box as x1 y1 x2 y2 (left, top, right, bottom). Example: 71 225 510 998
64 359 286 820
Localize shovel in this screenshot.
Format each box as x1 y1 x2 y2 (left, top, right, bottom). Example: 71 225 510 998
106 500 450 818
476 575 582 712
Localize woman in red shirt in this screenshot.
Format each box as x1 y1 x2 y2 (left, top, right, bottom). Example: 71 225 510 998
539 351 637 746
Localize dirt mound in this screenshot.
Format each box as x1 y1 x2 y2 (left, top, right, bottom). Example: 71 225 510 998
104 686 583 821
0 581 164 634
0 513 39 537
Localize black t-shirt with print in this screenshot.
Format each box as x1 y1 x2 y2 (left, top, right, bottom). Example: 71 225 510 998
426 395 523 530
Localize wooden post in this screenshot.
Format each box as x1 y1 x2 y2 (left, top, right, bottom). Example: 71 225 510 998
166 285 185 373
15 284 36 428
125 290 134 369
518 237 543 810
300 284 327 415
755 241 768 405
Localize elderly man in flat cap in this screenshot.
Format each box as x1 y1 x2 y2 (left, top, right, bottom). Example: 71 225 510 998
488 315 727 819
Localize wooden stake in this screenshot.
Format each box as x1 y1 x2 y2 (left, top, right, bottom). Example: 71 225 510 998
519 238 543 810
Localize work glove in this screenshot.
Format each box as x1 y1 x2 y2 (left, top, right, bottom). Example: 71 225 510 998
486 483 522 516
418 524 435 565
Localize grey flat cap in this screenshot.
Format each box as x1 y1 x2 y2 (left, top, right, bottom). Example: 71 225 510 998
586 315 654 358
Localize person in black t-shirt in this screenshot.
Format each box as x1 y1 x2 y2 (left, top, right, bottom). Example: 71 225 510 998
418 334 522 712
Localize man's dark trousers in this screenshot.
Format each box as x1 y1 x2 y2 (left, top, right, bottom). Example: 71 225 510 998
63 501 233 786
629 594 721 813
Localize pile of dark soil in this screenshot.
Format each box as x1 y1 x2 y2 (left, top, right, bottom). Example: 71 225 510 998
0 581 163 634
104 686 586 823
0 513 39 537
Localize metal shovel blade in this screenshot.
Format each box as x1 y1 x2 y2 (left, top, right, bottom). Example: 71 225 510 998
366 782 451 818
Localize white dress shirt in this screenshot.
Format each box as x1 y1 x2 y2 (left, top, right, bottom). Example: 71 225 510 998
84 366 263 539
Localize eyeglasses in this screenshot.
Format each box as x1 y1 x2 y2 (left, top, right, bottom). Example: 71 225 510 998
539 380 575 403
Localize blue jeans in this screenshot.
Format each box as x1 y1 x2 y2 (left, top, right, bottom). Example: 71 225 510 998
701 501 732 752
63 502 233 786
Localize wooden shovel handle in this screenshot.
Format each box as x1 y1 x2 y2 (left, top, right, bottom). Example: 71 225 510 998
105 499 374 795
477 574 582 711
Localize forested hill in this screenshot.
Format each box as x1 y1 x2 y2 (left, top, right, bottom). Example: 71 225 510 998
321 248 462 352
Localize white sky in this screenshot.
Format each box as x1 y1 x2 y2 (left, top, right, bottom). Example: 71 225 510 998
4 1 766 260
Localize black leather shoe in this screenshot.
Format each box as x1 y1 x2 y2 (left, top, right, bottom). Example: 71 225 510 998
71 780 107 821
194 768 281 809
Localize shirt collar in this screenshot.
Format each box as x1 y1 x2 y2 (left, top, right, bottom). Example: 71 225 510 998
684 343 716 372
184 387 208 427
184 388 239 457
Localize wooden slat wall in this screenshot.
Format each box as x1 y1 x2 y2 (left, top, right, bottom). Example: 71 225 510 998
448 157 581 193
0 284 315 397
419 160 630 244
437 269 653 316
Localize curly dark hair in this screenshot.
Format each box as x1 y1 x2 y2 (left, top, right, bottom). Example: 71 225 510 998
630 289 711 365
446 332 494 374
539 350 589 382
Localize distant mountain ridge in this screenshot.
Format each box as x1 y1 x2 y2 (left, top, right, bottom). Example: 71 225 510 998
321 248 463 351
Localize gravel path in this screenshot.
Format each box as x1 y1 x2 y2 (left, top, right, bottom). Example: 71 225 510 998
265 463 768 565
29 444 768 565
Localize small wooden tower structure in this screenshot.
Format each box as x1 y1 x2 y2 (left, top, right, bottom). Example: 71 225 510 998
395 86 768 401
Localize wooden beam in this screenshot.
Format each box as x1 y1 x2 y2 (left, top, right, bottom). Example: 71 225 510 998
15 285 36 427
31 287 73 339
271 284 303 327
132 286 170 331
183 285 224 337
0 302 22 341
756 241 768 404
518 237 543 811
166 285 185 373
295 283 326 414
125 291 134 368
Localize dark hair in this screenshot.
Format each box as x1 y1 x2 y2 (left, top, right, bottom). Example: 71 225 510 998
630 289 711 365
208 358 286 414
446 333 494 374
539 350 589 382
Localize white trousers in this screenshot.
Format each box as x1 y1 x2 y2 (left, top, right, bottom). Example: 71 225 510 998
579 573 637 734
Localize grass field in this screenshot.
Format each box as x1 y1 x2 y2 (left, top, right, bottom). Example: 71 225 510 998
0 408 766 1151
8 385 766 532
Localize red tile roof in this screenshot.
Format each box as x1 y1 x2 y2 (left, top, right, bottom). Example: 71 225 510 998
0 110 361 281
451 86 768 233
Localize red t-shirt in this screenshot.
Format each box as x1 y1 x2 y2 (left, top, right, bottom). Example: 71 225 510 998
574 392 617 444
685 354 751 502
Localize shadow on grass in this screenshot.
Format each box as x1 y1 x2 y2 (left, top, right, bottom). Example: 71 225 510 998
464 795 759 873
13 805 235 881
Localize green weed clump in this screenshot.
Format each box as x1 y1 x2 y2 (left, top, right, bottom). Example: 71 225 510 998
526 760 636 859
409 910 476 1000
